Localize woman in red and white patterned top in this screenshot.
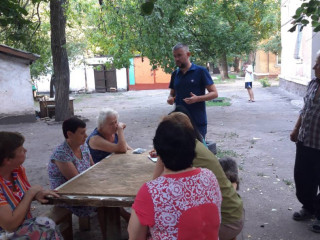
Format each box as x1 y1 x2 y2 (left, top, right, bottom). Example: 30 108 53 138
128 119 222 240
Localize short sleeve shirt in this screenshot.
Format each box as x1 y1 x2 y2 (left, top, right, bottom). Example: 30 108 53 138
48 141 92 189
169 63 214 127
132 168 221 240
245 65 253 82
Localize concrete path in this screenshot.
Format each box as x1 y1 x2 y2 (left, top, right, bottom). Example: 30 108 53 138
1 79 318 240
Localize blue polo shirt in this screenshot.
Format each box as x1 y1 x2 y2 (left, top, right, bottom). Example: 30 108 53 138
169 63 214 135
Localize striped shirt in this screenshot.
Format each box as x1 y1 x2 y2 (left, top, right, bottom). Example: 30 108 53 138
0 166 32 219
298 78 320 150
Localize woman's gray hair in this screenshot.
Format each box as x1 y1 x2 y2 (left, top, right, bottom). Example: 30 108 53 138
97 108 119 129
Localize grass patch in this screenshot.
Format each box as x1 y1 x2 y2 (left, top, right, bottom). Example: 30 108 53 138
206 97 231 107
214 74 237 84
259 77 271 87
282 179 293 186
216 149 239 159
229 74 237 79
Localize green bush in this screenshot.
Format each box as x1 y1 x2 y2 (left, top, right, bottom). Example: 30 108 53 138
259 77 271 87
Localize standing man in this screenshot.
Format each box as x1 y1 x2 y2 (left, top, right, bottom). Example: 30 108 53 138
244 62 255 102
290 50 320 233
167 43 218 139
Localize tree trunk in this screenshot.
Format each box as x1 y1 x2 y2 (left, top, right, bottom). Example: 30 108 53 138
49 74 55 98
233 57 240 72
218 53 229 79
50 0 71 121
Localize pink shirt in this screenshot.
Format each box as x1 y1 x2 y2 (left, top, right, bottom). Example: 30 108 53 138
133 168 222 240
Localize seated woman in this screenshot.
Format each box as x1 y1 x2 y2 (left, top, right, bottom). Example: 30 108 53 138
48 117 95 217
86 108 131 163
0 131 62 239
128 120 222 240
154 111 244 240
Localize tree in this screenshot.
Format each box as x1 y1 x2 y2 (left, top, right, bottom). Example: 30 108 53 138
0 0 53 79
87 0 279 80
290 0 320 33
50 0 71 121
1 0 90 121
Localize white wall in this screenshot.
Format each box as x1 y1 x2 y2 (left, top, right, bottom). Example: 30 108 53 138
0 54 34 116
35 60 128 93
116 68 127 91
36 64 96 93
280 0 320 85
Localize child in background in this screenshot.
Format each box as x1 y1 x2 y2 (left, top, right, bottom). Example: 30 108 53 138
219 157 240 190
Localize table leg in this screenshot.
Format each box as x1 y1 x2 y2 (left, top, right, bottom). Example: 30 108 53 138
98 207 121 240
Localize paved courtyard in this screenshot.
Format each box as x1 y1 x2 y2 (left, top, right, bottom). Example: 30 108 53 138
1 79 318 240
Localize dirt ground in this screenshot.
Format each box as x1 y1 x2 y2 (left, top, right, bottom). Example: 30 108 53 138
1 79 319 240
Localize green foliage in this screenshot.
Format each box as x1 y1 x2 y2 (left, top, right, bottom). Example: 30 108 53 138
290 0 320 32
0 1 53 78
85 0 280 73
216 149 239 159
206 97 231 107
261 34 281 54
0 0 32 29
1 0 92 78
259 77 271 87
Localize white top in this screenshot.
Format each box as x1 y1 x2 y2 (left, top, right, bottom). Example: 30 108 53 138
245 65 254 82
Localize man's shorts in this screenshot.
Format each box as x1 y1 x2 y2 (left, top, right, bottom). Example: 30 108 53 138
245 82 252 89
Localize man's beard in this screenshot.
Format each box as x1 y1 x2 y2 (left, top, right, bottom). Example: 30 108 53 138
177 62 186 69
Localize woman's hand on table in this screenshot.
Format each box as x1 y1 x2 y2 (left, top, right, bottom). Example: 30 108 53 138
34 189 60 203
26 185 43 199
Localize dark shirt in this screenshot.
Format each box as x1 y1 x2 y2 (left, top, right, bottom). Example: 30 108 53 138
86 128 118 163
169 63 214 132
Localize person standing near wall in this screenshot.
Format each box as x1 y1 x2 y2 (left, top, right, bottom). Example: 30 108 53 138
290 50 320 233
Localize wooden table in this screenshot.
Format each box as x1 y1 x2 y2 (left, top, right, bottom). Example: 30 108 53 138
39 97 74 118
47 152 155 239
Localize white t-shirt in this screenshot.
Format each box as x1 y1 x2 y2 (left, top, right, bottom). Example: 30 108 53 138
245 65 253 82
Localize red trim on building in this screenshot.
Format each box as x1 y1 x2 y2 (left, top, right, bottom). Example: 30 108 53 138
129 83 169 90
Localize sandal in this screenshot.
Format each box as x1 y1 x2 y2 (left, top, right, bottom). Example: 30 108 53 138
310 219 320 233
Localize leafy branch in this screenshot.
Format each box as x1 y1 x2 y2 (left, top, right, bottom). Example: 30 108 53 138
289 0 320 32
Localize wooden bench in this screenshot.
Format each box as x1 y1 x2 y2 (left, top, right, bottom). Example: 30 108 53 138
43 206 73 240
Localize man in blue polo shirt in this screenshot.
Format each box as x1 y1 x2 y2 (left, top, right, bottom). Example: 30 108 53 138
167 43 218 138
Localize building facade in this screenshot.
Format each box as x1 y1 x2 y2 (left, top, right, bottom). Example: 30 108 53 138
0 45 39 124
280 0 320 96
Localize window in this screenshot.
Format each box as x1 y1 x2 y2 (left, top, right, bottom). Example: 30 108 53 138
277 52 281 65
294 24 303 59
